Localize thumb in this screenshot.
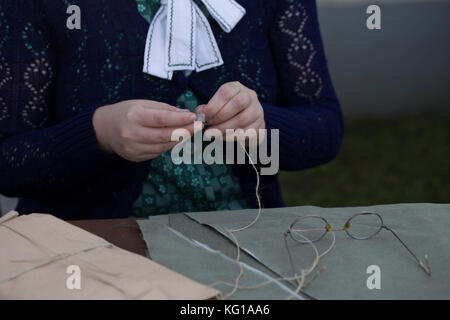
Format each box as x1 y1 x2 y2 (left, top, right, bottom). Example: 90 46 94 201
195 104 207 114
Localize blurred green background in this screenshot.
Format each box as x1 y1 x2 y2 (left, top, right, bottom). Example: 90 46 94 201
288 0 450 208
279 114 450 207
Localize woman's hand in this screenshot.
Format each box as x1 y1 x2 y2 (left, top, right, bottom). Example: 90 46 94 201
195 81 265 143
93 100 200 162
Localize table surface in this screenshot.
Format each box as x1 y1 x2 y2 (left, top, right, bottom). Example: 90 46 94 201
69 218 148 257
68 203 450 300
68 214 315 300
68 215 280 276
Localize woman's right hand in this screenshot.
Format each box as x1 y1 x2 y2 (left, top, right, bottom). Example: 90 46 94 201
92 100 199 162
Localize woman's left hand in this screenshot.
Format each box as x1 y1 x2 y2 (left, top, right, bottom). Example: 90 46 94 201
196 81 265 142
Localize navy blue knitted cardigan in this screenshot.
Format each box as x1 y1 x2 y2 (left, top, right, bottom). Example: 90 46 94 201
0 0 343 220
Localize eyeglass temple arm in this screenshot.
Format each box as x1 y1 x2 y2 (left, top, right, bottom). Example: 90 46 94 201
384 226 431 275
284 231 302 285
284 232 296 271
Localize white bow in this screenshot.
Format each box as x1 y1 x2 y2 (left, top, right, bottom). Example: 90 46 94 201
142 0 246 80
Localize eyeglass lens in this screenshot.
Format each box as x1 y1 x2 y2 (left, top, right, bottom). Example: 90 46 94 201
345 212 383 240
289 216 328 243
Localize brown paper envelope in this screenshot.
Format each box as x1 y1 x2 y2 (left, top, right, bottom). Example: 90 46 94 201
0 211 221 300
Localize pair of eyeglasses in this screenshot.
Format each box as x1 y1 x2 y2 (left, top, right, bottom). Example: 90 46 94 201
283 211 431 278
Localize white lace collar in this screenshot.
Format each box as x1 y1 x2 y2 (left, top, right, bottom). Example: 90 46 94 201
142 0 246 80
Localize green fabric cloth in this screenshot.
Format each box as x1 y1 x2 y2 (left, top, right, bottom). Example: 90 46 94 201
137 217 304 299
131 90 248 216
135 203 450 299
185 203 450 299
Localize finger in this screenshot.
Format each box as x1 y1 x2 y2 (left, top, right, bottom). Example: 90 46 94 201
238 117 266 146
138 100 189 113
208 90 251 125
134 122 203 144
205 104 258 135
204 82 242 121
195 104 207 115
136 108 197 128
222 120 260 144
124 132 196 162
244 116 265 131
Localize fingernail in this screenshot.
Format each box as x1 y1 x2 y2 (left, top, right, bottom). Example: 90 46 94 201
190 114 197 121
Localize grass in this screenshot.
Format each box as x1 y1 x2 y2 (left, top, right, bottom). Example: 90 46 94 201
279 114 450 207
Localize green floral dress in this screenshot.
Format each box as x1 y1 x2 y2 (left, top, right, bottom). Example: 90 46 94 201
131 88 248 216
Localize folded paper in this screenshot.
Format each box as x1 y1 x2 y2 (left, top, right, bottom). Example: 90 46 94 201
0 211 220 300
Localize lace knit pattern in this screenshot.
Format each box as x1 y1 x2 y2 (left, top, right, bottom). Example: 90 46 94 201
0 0 343 219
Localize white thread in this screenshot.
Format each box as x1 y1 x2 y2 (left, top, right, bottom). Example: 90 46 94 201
0 242 113 284
209 141 335 300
